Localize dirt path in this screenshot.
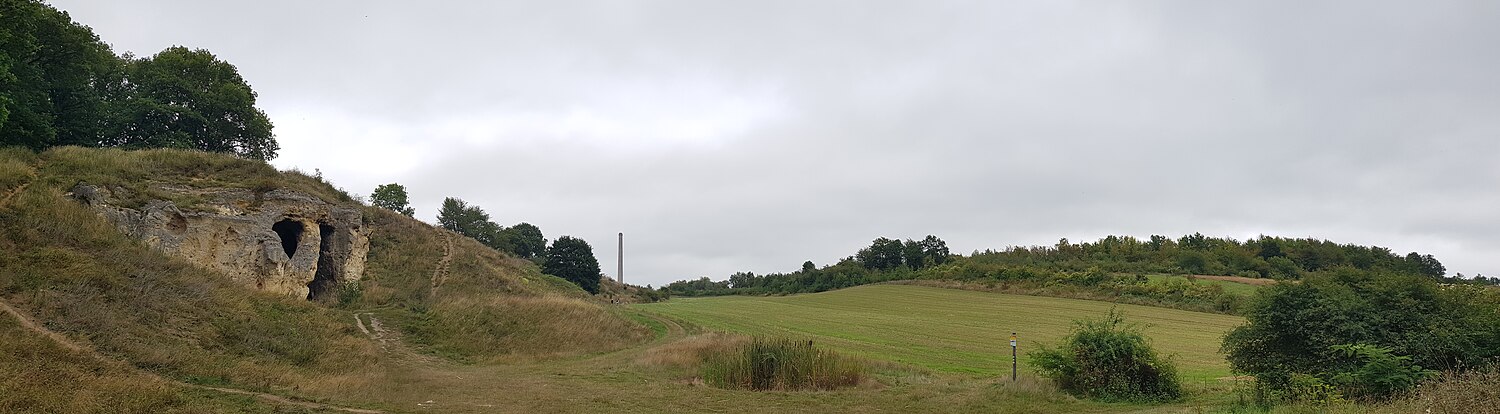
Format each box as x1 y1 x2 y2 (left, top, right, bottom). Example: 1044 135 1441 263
190 386 382 414
429 230 454 295
641 310 689 344
354 313 372 337
0 299 86 353
354 310 448 371
0 297 384 413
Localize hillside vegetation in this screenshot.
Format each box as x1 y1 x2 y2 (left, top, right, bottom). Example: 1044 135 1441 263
358 206 650 362
660 230 1492 315
0 146 648 411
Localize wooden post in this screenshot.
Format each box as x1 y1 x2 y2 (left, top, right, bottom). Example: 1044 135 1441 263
1010 332 1018 381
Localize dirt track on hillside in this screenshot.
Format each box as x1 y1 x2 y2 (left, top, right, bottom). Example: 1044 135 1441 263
429 230 454 295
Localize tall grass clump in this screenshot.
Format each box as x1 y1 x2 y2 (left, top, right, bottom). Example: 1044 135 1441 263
1407 368 1500 413
701 337 868 391
1028 309 1182 402
0 149 38 192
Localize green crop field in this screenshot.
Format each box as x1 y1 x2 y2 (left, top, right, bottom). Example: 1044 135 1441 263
638 284 1245 382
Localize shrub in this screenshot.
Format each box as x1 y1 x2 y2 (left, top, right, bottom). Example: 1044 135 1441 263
333 280 364 308
700 337 868 391
1222 269 1500 403
1326 344 1434 401
1028 309 1182 402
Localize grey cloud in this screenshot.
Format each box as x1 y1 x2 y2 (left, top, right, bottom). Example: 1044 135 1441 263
50 0 1500 284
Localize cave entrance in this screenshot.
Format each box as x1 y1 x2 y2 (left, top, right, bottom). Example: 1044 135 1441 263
307 222 339 301
271 219 303 259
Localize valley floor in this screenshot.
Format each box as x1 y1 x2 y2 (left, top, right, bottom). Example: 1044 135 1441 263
272 284 1253 413
10 283 1247 413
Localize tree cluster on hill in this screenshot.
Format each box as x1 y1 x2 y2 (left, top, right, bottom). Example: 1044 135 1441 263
437 197 546 260
1 0 277 159
855 235 949 271
372 185 604 294
660 233 1481 314
977 233 1445 280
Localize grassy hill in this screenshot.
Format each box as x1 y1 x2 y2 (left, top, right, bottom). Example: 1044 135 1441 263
358 206 650 362
0 146 648 412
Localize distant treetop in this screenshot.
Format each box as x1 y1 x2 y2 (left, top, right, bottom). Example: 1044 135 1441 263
0 1 278 160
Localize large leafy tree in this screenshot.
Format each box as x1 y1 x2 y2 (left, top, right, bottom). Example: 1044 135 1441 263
856 237 905 271
370 183 414 216
437 197 500 247
1403 252 1446 279
901 239 925 270
0 1 276 159
502 222 545 259
104 46 276 160
544 236 601 294
918 235 950 266
0 0 121 149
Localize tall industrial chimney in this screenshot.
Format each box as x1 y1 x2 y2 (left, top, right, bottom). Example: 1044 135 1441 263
617 232 624 284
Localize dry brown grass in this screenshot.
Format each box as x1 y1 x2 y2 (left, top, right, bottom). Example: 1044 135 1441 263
440 229 583 300
0 313 180 413
407 295 652 362
0 156 36 194
359 202 650 363
29 146 354 211
637 332 750 368
359 206 589 312
1404 368 1500 414
357 206 446 309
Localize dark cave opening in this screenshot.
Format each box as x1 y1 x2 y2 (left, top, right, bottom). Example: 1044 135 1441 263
271 219 303 259
307 222 339 301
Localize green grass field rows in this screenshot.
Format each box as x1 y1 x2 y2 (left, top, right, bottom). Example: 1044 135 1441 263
638 284 1244 382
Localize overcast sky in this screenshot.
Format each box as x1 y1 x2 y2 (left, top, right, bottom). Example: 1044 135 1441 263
51 1 1498 285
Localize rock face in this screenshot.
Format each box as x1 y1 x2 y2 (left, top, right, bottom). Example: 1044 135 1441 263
70 183 369 300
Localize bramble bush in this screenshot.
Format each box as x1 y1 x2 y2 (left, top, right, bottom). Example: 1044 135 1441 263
1028 309 1182 402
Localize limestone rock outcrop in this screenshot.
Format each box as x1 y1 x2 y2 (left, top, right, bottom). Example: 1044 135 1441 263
69 183 369 300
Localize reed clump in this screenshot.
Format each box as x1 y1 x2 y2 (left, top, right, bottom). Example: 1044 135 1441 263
700 337 868 391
